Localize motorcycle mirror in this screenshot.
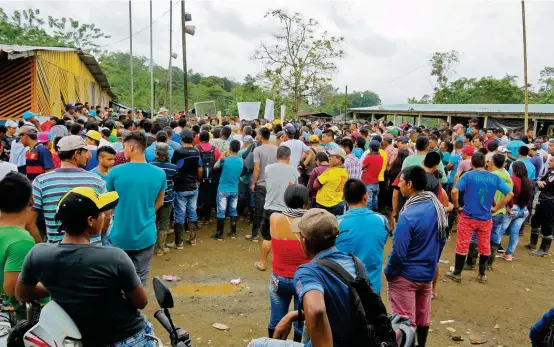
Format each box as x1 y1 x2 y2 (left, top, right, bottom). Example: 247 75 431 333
153 277 174 309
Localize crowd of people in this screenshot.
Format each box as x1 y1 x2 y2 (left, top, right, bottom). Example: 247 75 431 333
1 104 554 346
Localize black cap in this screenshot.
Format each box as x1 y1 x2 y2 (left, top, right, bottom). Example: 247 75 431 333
180 129 194 143
487 140 499 152
284 184 309 209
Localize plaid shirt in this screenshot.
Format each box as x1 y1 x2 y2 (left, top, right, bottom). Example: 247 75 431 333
344 153 362 179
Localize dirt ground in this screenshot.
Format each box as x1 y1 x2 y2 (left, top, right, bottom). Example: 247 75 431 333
144 220 551 347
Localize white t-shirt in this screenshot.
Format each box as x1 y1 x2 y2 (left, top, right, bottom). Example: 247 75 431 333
280 139 308 168
0 161 18 180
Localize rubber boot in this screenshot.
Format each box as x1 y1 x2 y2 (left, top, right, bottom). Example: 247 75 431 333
446 253 466 282
464 242 478 270
477 255 488 283
211 218 224 240
248 206 254 225
416 326 429 347
228 217 237 239
156 230 168 256
487 243 499 271
530 237 552 257
174 223 185 249
188 222 199 246
525 229 540 250
267 328 275 339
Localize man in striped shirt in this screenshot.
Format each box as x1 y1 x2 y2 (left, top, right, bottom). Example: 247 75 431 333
150 143 178 252
26 136 109 244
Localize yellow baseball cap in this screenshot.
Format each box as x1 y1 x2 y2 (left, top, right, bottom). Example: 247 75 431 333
56 187 119 222
85 130 102 141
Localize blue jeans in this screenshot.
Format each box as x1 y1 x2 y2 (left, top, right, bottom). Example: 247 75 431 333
315 202 344 216
109 321 156 346
173 189 198 224
217 191 238 219
269 274 303 336
366 184 379 211
248 338 304 347
489 213 506 245
502 206 529 255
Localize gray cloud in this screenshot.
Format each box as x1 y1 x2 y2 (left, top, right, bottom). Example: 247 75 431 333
1 0 553 104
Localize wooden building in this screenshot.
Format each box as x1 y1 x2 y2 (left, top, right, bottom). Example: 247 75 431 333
348 104 554 134
0 45 114 120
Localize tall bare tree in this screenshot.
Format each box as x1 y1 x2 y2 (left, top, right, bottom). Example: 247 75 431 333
253 9 344 114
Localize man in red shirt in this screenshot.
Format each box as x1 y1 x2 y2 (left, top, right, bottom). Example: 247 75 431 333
361 140 383 211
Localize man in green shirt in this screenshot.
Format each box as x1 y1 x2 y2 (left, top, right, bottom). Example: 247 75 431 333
401 136 448 184
0 172 46 317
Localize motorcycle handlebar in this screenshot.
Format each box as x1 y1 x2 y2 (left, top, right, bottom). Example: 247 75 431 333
154 309 174 335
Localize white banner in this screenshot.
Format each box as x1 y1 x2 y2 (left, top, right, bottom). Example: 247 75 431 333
264 99 274 121
280 105 286 125
237 102 261 121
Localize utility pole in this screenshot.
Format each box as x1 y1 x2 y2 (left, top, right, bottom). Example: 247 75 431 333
181 0 188 114
129 0 134 111
168 1 173 113
522 0 529 133
344 85 348 122
150 0 154 115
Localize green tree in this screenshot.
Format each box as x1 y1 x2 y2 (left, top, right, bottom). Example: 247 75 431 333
430 50 460 89
252 9 345 114
0 8 110 54
407 94 431 104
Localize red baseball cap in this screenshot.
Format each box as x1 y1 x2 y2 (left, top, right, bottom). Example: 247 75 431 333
462 145 475 156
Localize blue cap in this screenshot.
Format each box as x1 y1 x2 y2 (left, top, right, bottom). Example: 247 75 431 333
284 123 296 134
369 140 381 150
397 136 409 143
22 111 38 120
65 104 75 110
243 135 253 142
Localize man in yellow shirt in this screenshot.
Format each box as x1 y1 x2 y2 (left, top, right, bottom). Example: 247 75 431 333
314 148 348 216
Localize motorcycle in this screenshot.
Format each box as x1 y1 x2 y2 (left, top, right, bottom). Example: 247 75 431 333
0 301 82 347
152 276 193 347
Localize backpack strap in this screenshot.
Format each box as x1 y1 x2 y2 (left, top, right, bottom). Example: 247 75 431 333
315 257 357 285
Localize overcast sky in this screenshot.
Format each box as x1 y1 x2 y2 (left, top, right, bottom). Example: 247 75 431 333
2 0 554 104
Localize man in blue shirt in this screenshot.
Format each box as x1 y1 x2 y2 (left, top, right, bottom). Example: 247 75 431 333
507 131 526 161
337 178 388 294
106 131 167 286
445 140 463 193
509 145 536 180
385 166 447 347
448 152 514 284
248 208 366 347
212 140 243 240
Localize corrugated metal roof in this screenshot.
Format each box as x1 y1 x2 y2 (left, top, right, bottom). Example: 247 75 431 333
350 103 554 114
0 44 114 98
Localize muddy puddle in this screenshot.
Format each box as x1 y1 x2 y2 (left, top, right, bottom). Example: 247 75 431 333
171 282 243 296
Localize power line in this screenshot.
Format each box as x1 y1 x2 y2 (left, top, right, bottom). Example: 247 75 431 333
100 1 179 48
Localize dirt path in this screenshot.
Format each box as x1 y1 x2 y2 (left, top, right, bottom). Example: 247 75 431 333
144 220 550 346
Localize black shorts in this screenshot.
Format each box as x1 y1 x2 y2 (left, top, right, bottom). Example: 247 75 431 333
260 209 279 241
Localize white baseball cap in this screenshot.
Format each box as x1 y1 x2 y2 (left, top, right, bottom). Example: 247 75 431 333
5 120 17 128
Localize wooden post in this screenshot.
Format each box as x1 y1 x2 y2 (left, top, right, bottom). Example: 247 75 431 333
371 113 375 123
393 114 397 125
522 0 529 133
353 112 357 121
533 118 538 135
484 116 488 128
417 113 422 126
447 114 452 126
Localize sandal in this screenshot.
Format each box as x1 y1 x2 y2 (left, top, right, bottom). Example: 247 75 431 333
254 262 266 271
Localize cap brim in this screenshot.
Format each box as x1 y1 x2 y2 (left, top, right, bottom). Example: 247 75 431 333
96 191 119 212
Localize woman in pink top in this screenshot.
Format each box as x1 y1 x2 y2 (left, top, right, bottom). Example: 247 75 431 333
267 184 310 342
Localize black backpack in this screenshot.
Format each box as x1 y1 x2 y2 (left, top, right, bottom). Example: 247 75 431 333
313 256 397 347
196 145 218 183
